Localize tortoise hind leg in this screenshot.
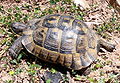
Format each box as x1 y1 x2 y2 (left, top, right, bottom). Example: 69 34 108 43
99 39 115 52
9 36 25 58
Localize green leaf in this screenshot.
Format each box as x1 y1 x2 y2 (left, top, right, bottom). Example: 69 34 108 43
10 59 18 64
98 78 105 83
60 7 65 12
9 70 15 75
34 9 40 14
66 0 72 2
0 39 7 45
88 77 96 83
15 6 20 10
0 5 3 11
0 16 6 23
49 0 59 4
28 69 36 76
49 0 56 5
46 79 51 83
75 75 81 80
5 80 14 83
29 64 41 69
50 68 57 73
15 68 23 74
6 41 12 46
94 63 103 69
76 15 83 20
8 8 12 12
55 0 60 2
23 15 29 22
17 53 23 61
48 9 53 14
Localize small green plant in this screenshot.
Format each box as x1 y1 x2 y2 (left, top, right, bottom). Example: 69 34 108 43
5 80 14 83
10 52 25 64
0 0 119 83
62 74 69 82
49 0 60 5
75 75 81 81
17 52 25 61
9 68 23 76
15 68 23 75
27 63 41 76
108 74 119 82
88 77 96 83
27 69 37 76
50 68 57 73
94 63 103 69
0 5 3 11
10 59 18 64
29 63 41 69
96 16 120 37
46 79 51 83
97 78 105 83
9 70 15 76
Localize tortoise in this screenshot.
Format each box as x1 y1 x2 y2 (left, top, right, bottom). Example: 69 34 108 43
9 14 115 70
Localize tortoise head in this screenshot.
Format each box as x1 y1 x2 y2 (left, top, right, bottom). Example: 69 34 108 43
11 22 29 35
99 39 115 52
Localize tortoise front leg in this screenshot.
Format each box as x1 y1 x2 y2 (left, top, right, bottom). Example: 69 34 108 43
9 36 24 58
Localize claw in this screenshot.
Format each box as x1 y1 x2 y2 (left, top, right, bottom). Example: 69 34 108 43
9 48 18 58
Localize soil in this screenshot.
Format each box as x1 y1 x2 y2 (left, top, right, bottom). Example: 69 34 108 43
0 0 120 83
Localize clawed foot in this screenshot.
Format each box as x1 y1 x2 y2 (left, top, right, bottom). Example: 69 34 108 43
8 48 18 58
42 71 63 83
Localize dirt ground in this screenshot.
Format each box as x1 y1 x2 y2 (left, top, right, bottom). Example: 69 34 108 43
0 0 120 83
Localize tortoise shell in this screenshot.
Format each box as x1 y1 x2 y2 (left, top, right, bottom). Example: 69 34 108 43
20 14 98 70
10 14 113 71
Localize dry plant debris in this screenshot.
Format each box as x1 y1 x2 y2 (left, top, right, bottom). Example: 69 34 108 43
0 0 120 83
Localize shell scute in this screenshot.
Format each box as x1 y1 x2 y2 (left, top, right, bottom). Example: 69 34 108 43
42 14 60 28
44 28 62 52
47 51 60 62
